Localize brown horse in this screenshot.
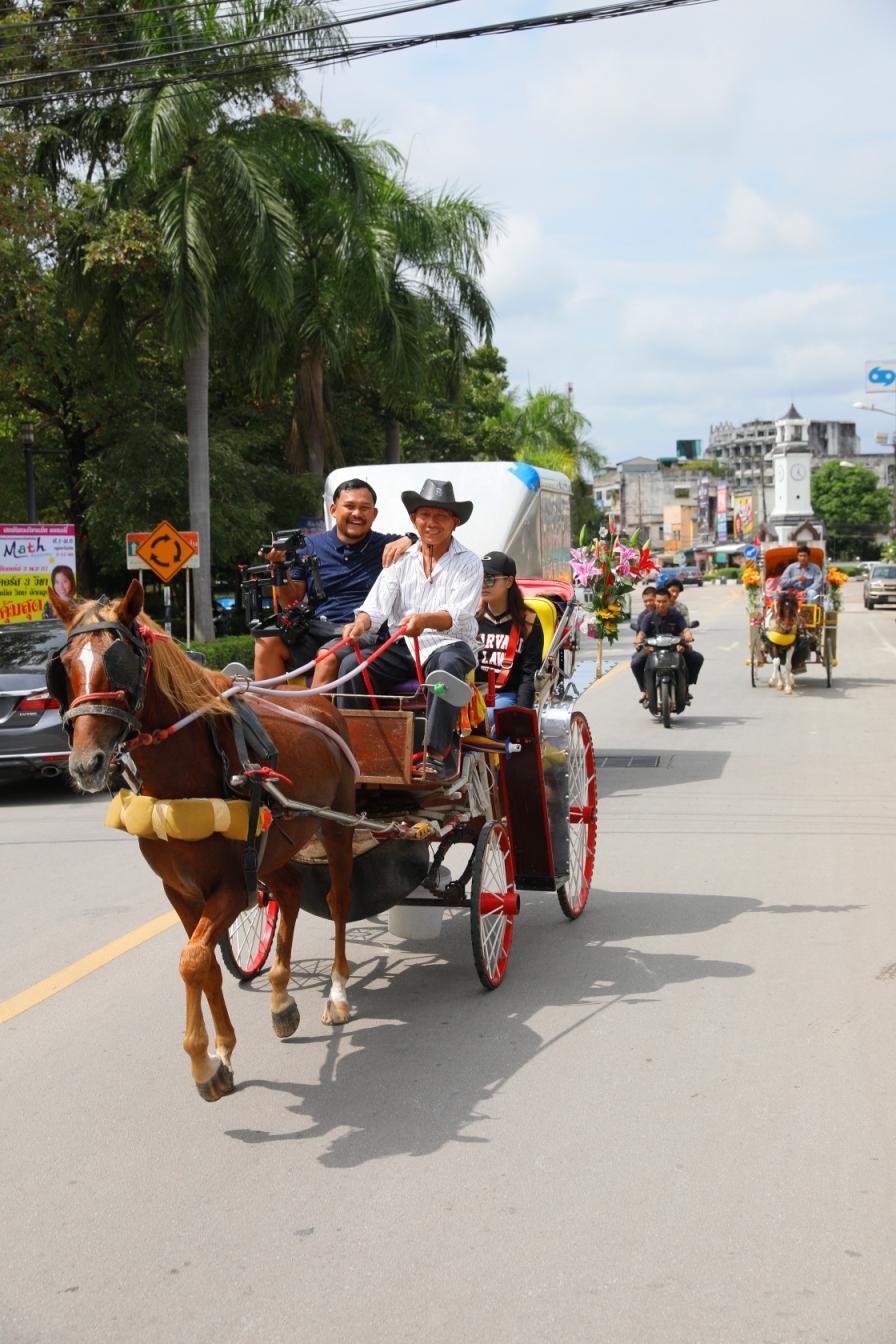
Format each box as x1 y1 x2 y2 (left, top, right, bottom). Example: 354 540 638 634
48 580 356 1102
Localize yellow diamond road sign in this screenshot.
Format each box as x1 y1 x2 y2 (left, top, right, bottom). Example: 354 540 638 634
135 521 197 583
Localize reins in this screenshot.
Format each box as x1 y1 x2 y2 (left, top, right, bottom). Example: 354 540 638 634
59 613 424 783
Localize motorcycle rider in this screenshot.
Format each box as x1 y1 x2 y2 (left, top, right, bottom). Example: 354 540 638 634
631 587 703 705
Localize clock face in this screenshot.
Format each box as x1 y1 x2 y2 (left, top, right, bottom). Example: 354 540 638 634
790 463 807 481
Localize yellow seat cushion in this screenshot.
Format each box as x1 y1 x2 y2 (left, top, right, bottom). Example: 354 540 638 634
524 597 557 649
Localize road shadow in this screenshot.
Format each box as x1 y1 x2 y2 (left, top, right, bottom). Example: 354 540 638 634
225 894 755 1163
0 773 93 809
596 748 730 797
594 888 863 941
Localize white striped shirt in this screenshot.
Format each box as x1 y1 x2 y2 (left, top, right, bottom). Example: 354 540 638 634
358 537 483 660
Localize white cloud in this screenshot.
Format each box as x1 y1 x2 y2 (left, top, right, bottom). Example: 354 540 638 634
716 185 823 256
318 0 896 462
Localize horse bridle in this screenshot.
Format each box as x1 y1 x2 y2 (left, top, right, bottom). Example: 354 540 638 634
47 600 151 748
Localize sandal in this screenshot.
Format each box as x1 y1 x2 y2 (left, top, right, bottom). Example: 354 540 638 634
414 753 455 782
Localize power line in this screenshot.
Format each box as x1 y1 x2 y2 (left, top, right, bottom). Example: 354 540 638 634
0 0 362 34
0 0 461 86
0 0 443 71
0 0 717 109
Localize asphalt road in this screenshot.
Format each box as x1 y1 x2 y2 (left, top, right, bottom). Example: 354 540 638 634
2 581 895 1344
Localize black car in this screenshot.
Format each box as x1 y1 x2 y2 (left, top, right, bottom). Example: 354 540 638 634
0 620 69 780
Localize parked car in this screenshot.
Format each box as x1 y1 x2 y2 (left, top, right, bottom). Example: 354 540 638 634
658 563 704 587
863 563 896 609
0 620 69 780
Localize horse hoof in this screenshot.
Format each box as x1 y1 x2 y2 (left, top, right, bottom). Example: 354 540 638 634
196 1059 234 1103
784 685 793 695
322 999 351 1026
272 1002 301 1039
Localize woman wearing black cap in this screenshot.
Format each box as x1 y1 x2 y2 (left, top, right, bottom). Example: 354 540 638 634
476 552 544 712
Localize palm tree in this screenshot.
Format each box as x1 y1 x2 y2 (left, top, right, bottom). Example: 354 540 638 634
260 141 496 474
505 388 605 480
118 0 349 639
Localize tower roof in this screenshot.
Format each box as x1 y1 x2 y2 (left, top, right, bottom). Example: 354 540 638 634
780 403 803 422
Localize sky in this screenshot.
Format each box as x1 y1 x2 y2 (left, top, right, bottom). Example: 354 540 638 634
318 0 896 463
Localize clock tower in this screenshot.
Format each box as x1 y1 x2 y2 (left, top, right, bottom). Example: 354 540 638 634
770 403 817 542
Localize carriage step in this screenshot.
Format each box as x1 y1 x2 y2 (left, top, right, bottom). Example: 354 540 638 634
595 755 662 768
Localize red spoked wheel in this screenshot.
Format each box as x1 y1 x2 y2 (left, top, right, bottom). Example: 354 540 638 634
558 711 597 920
469 821 518 990
220 889 280 981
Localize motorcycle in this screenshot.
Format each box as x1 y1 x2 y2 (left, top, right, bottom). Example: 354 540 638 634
637 620 700 729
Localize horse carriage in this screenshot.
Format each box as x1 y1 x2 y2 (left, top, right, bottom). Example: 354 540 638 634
747 543 837 690
45 574 597 1100
222 576 598 992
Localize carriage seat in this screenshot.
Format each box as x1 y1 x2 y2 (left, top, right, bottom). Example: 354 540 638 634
524 597 558 650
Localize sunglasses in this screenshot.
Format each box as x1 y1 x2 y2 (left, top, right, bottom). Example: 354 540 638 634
482 574 509 587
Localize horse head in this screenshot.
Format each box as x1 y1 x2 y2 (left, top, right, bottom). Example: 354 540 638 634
774 591 800 627
47 579 149 792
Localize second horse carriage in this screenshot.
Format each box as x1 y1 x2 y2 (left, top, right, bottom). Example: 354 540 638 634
223 575 598 991
747 543 837 690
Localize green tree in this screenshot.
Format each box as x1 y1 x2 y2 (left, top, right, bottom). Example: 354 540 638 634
811 461 891 555
257 146 495 474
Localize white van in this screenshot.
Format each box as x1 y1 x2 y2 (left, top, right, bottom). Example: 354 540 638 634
323 461 572 580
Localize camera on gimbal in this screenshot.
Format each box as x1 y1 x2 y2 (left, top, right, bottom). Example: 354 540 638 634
239 527 327 641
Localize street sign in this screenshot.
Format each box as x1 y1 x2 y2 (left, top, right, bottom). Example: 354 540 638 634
865 360 896 393
134 521 198 583
126 529 199 573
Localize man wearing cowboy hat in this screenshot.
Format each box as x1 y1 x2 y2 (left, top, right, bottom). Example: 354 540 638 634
338 479 483 779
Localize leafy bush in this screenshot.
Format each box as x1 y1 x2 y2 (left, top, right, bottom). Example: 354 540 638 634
190 635 255 670
704 567 741 581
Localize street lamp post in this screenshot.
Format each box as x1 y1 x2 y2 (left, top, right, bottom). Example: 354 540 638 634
853 401 896 537
21 420 37 524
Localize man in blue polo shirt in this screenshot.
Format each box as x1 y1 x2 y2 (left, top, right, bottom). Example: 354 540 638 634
631 587 703 703
253 478 413 682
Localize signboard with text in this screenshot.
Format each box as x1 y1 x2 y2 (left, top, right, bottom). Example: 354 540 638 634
733 492 754 540
126 527 199 578
716 485 729 541
0 524 77 624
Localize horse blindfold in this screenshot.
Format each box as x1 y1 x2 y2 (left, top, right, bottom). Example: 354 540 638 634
46 630 145 714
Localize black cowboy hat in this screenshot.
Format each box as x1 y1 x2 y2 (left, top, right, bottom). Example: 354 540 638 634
400 478 473 525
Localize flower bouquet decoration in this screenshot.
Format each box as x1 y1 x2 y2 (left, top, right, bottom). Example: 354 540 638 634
826 566 849 612
741 560 763 616
570 527 657 674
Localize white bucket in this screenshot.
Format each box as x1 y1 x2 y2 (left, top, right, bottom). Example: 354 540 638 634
388 903 443 940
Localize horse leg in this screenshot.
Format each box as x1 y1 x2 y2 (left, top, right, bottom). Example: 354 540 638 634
165 885 238 1076
166 885 238 1074
320 819 355 1026
263 865 303 1040
768 656 780 688
784 646 795 694
178 889 241 1102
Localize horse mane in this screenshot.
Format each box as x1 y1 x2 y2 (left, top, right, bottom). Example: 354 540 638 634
136 612 234 717
70 600 235 719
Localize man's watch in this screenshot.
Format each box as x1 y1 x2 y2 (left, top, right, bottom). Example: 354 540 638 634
405 531 418 543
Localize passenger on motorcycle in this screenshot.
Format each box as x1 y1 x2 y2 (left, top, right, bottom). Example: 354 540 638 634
631 588 703 703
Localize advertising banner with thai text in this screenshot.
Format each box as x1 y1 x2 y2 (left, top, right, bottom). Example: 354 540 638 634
716 485 729 541
733 492 754 540
0 525 77 624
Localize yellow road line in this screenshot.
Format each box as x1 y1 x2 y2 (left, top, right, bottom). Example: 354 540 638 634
0 910 180 1026
592 659 627 685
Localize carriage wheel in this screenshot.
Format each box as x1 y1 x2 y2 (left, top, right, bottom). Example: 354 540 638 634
469 821 517 990
750 646 756 687
220 889 279 981
824 634 833 687
558 711 596 920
